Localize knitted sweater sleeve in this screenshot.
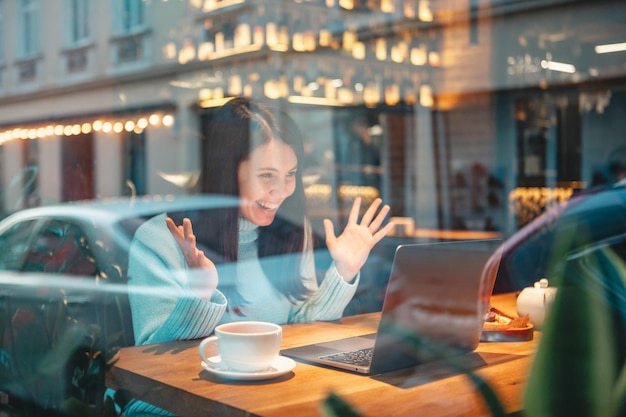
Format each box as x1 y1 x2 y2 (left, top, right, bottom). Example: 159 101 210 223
288 222 360 323
127 213 227 345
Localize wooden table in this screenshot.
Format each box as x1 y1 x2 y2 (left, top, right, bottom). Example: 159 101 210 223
106 293 537 417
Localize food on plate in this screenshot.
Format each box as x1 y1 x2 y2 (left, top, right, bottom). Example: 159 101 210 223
483 306 531 330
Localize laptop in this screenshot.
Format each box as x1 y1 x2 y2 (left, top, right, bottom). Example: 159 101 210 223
282 239 502 375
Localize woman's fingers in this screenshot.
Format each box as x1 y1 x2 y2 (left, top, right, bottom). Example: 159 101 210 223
323 218 336 243
166 217 184 241
347 197 362 225
368 203 391 233
182 218 194 240
167 217 196 256
372 221 395 243
349 197 391 235
360 198 383 228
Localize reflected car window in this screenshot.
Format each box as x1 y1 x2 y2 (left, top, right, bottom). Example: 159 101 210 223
0 219 39 270
21 220 97 276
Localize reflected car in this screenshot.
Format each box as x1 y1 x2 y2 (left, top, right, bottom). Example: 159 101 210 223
0 194 240 415
491 182 626 294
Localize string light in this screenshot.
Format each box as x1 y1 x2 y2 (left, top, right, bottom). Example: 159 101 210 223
0 112 175 146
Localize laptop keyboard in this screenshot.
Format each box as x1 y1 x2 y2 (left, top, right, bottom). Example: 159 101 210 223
320 348 373 367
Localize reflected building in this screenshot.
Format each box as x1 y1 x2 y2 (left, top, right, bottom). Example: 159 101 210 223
0 0 624 237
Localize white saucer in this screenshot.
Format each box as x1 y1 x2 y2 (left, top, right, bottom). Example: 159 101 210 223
200 355 296 381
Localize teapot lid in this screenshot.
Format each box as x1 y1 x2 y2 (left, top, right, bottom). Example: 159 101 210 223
533 278 550 288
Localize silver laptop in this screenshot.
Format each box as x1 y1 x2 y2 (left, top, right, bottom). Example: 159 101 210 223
282 239 501 375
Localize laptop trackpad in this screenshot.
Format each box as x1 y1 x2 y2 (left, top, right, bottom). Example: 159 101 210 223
316 334 376 351
282 334 377 360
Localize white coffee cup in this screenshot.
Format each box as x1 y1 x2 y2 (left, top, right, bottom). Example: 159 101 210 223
198 321 282 373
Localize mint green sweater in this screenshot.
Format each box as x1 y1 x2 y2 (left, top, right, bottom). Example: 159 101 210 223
118 213 359 416
128 213 358 346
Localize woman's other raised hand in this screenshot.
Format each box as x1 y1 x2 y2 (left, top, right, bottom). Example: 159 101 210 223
166 217 218 300
323 197 395 282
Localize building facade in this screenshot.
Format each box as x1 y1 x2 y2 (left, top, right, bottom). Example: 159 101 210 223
0 0 625 237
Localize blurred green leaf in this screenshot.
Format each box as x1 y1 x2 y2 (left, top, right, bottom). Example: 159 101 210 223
323 392 361 417
37 324 91 377
524 243 626 417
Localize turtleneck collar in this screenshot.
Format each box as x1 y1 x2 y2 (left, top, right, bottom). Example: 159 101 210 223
238 217 259 244
239 217 258 232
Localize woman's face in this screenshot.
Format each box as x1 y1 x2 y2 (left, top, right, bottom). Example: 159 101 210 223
238 139 298 226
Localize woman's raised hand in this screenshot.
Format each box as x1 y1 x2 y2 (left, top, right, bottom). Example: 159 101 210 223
323 197 395 282
166 217 218 299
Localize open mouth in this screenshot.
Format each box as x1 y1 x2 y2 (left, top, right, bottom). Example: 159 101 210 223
257 200 280 211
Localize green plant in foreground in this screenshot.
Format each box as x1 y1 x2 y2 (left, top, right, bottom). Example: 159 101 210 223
523 243 626 417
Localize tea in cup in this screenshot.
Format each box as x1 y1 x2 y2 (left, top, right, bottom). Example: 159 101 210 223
198 321 282 372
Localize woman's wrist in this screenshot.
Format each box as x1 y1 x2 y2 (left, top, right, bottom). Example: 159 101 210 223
335 265 359 283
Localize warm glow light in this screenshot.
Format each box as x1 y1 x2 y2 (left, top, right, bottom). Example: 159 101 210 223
149 114 161 126
287 96 346 106
418 0 433 21
363 84 381 107
162 114 175 127
541 60 576 73
0 111 175 146
199 97 234 108
125 121 135 132
339 0 353 10
376 38 387 60
352 42 366 60
420 84 434 107
594 42 626 54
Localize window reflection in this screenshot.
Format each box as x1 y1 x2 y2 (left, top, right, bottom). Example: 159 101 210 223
0 0 624 237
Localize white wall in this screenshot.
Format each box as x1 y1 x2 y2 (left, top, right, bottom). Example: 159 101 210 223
1 140 24 213
95 132 123 198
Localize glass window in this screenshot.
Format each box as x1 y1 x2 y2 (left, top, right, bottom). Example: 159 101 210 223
0 1 625 414
0 0 5 62
117 0 145 34
21 219 97 276
122 130 147 196
18 0 39 57
68 0 91 45
0 219 38 270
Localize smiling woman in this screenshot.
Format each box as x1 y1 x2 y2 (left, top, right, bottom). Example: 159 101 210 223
237 138 298 227
121 97 394 417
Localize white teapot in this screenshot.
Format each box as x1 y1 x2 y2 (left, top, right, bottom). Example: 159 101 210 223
516 278 557 328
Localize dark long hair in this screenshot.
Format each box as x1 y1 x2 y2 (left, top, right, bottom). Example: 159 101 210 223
193 97 310 301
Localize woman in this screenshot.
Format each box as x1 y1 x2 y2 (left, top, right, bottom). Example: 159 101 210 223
121 97 393 415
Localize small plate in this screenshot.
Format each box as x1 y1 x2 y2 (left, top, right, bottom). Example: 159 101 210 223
480 323 534 342
200 355 296 381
